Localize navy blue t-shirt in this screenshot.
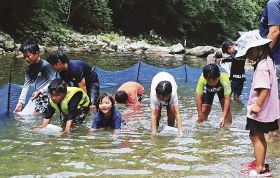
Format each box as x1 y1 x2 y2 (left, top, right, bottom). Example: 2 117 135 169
91 107 123 129
59 60 99 88
260 0 280 64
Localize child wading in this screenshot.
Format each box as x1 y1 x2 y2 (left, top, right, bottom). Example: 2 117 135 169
236 31 279 177
195 63 232 127
90 92 123 131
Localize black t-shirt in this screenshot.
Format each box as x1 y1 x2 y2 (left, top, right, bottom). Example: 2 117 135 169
223 50 246 81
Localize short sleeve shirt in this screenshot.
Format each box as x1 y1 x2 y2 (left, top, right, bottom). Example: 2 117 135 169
150 72 179 109
91 107 123 129
196 73 231 96
117 81 145 104
59 60 98 88
260 0 280 64
247 58 279 122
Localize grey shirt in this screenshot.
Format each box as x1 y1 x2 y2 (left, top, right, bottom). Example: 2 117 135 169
18 59 56 104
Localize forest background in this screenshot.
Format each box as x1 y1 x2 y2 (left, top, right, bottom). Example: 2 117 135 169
0 0 268 46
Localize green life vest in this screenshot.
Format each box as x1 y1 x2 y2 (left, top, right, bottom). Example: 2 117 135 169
50 87 90 115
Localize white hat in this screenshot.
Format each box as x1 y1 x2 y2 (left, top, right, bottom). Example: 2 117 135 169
235 30 271 58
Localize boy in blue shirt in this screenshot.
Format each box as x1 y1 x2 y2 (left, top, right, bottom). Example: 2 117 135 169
47 50 99 111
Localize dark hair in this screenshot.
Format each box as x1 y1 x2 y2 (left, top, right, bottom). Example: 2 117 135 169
221 41 234 54
20 39 39 54
96 92 115 112
253 44 274 70
203 64 220 79
115 90 128 104
48 79 67 94
156 81 172 97
47 50 69 65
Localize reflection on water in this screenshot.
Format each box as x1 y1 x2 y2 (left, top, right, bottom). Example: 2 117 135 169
0 54 279 177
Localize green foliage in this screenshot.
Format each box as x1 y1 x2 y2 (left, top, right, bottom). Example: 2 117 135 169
69 0 113 32
99 32 121 42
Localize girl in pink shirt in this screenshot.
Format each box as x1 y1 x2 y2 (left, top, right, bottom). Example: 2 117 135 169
236 32 279 176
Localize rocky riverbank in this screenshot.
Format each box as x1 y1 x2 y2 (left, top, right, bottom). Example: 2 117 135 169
0 30 219 60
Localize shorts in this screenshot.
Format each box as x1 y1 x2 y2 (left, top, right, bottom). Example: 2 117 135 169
276 64 280 98
35 92 49 113
246 118 279 133
231 80 244 97
202 89 224 105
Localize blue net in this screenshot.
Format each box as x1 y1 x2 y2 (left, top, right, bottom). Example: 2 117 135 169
0 61 253 117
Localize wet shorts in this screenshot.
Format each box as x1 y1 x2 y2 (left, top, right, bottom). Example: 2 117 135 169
231 80 244 97
35 92 49 113
246 118 279 133
202 89 224 105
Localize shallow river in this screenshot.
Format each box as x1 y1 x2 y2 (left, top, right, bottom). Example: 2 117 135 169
0 53 279 177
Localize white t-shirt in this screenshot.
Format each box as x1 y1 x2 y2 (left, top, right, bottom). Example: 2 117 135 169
150 72 179 109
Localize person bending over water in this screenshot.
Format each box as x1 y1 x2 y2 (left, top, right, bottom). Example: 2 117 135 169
35 79 90 135
196 64 232 127
150 72 184 136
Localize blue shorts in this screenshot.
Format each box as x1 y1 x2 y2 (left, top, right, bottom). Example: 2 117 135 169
87 81 100 105
202 89 224 105
231 80 244 97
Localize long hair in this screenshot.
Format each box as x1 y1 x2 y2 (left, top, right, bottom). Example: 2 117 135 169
253 44 273 70
96 92 115 113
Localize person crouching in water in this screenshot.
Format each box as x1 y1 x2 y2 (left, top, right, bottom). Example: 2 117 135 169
36 79 90 135
114 81 145 105
150 72 184 136
235 33 278 176
196 64 232 127
90 92 123 131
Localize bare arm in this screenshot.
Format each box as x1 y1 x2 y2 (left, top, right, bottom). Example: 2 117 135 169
196 94 203 122
174 106 184 135
78 78 87 93
250 88 270 115
222 96 231 118
60 120 73 135
151 108 158 135
39 118 51 128
267 25 280 49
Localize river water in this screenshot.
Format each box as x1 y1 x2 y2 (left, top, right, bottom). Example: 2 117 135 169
0 53 279 177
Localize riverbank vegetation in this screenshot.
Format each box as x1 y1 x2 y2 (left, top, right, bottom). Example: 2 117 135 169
0 0 267 46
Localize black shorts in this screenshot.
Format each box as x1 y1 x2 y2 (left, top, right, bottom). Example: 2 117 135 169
246 118 279 133
231 80 244 97
202 89 224 105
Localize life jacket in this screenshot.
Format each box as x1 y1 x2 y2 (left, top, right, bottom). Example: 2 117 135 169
50 87 89 115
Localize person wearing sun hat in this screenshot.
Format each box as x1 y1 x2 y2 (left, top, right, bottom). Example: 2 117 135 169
236 31 279 177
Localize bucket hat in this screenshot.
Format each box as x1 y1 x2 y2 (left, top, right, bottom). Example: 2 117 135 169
235 30 271 58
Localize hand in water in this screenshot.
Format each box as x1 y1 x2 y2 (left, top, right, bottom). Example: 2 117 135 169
220 116 225 128
14 102 23 112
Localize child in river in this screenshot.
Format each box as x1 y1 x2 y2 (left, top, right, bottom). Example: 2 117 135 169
14 40 56 114
236 31 279 177
90 92 123 130
195 63 232 127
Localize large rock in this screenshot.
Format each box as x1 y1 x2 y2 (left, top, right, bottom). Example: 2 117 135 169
185 46 217 57
0 31 15 51
170 43 185 54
